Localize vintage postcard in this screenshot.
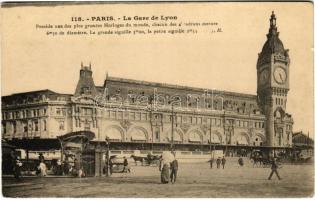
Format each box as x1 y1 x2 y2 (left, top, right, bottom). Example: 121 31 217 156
1 2 314 198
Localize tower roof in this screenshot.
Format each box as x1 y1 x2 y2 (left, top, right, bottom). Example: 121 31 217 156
260 11 286 56
261 34 285 55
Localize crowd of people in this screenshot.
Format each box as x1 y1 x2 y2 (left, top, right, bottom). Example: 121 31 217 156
208 156 227 169
208 156 281 180
12 151 282 182
12 153 88 180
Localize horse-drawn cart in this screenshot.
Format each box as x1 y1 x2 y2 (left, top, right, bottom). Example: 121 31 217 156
104 155 130 174
250 150 272 167
130 154 160 166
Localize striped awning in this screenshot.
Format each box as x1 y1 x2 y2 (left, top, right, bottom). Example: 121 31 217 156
58 131 95 143
64 142 82 149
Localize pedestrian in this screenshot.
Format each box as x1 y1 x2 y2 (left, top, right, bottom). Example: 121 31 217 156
56 159 62 175
109 158 113 175
74 158 80 177
14 157 22 181
170 158 178 184
38 160 47 177
123 156 130 173
209 157 214 169
147 152 152 166
268 157 281 180
216 157 221 169
159 158 170 184
238 157 244 166
222 156 226 169
38 153 45 162
78 167 85 178
63 159 70 175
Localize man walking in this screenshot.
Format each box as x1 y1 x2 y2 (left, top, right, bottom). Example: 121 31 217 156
170 158 178 184
209 157 214 169
123 156 130 173
14 157 22 181
221 156 226 169
109 158 113 175
268 157 281 180
216 157 221 169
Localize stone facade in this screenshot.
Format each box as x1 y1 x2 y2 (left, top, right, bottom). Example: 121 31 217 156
1 12 293 149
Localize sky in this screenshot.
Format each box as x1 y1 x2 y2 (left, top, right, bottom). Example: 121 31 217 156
1 2 313 137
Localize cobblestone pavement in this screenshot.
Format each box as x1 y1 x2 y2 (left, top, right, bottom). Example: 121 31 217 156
2 161 314 197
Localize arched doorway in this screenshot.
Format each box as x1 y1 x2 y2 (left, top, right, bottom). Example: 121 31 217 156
210 132 222 144
168 129 183 143
236 134 249 146
188 130 202 143
104 126 123 142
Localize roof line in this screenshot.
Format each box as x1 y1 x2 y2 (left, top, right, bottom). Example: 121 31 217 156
105 76 257 99
2 89 72 97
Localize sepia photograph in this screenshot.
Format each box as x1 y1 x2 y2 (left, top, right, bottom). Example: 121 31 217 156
1 2 314 198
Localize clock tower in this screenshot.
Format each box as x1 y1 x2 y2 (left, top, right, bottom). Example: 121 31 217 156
257 12 292 147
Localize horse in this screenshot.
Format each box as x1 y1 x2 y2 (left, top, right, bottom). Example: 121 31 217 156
146 154 161 166
251 156 273 168
250 156 263 167
250 150 271 168
130 155 145 166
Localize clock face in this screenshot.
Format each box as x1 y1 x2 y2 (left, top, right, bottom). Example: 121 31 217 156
273 67 287 84
259 69 269 85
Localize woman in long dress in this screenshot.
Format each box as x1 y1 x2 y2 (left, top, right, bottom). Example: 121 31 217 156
159 158 170 184
38 161 47 177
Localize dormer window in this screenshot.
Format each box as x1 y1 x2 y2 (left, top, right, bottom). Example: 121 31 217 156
275 110 281 118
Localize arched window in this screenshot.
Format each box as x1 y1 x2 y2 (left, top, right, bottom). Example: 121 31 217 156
43 120 47 131
155 130 160 140
275 110 281 118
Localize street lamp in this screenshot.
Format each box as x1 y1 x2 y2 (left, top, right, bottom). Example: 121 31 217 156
149 95 154 151
105 136 110 177
167 101 175 151
171 103 174 150
57 137 64 163
209 123 212 153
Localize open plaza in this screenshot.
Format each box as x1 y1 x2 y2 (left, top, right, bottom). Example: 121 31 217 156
2 160 313 198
